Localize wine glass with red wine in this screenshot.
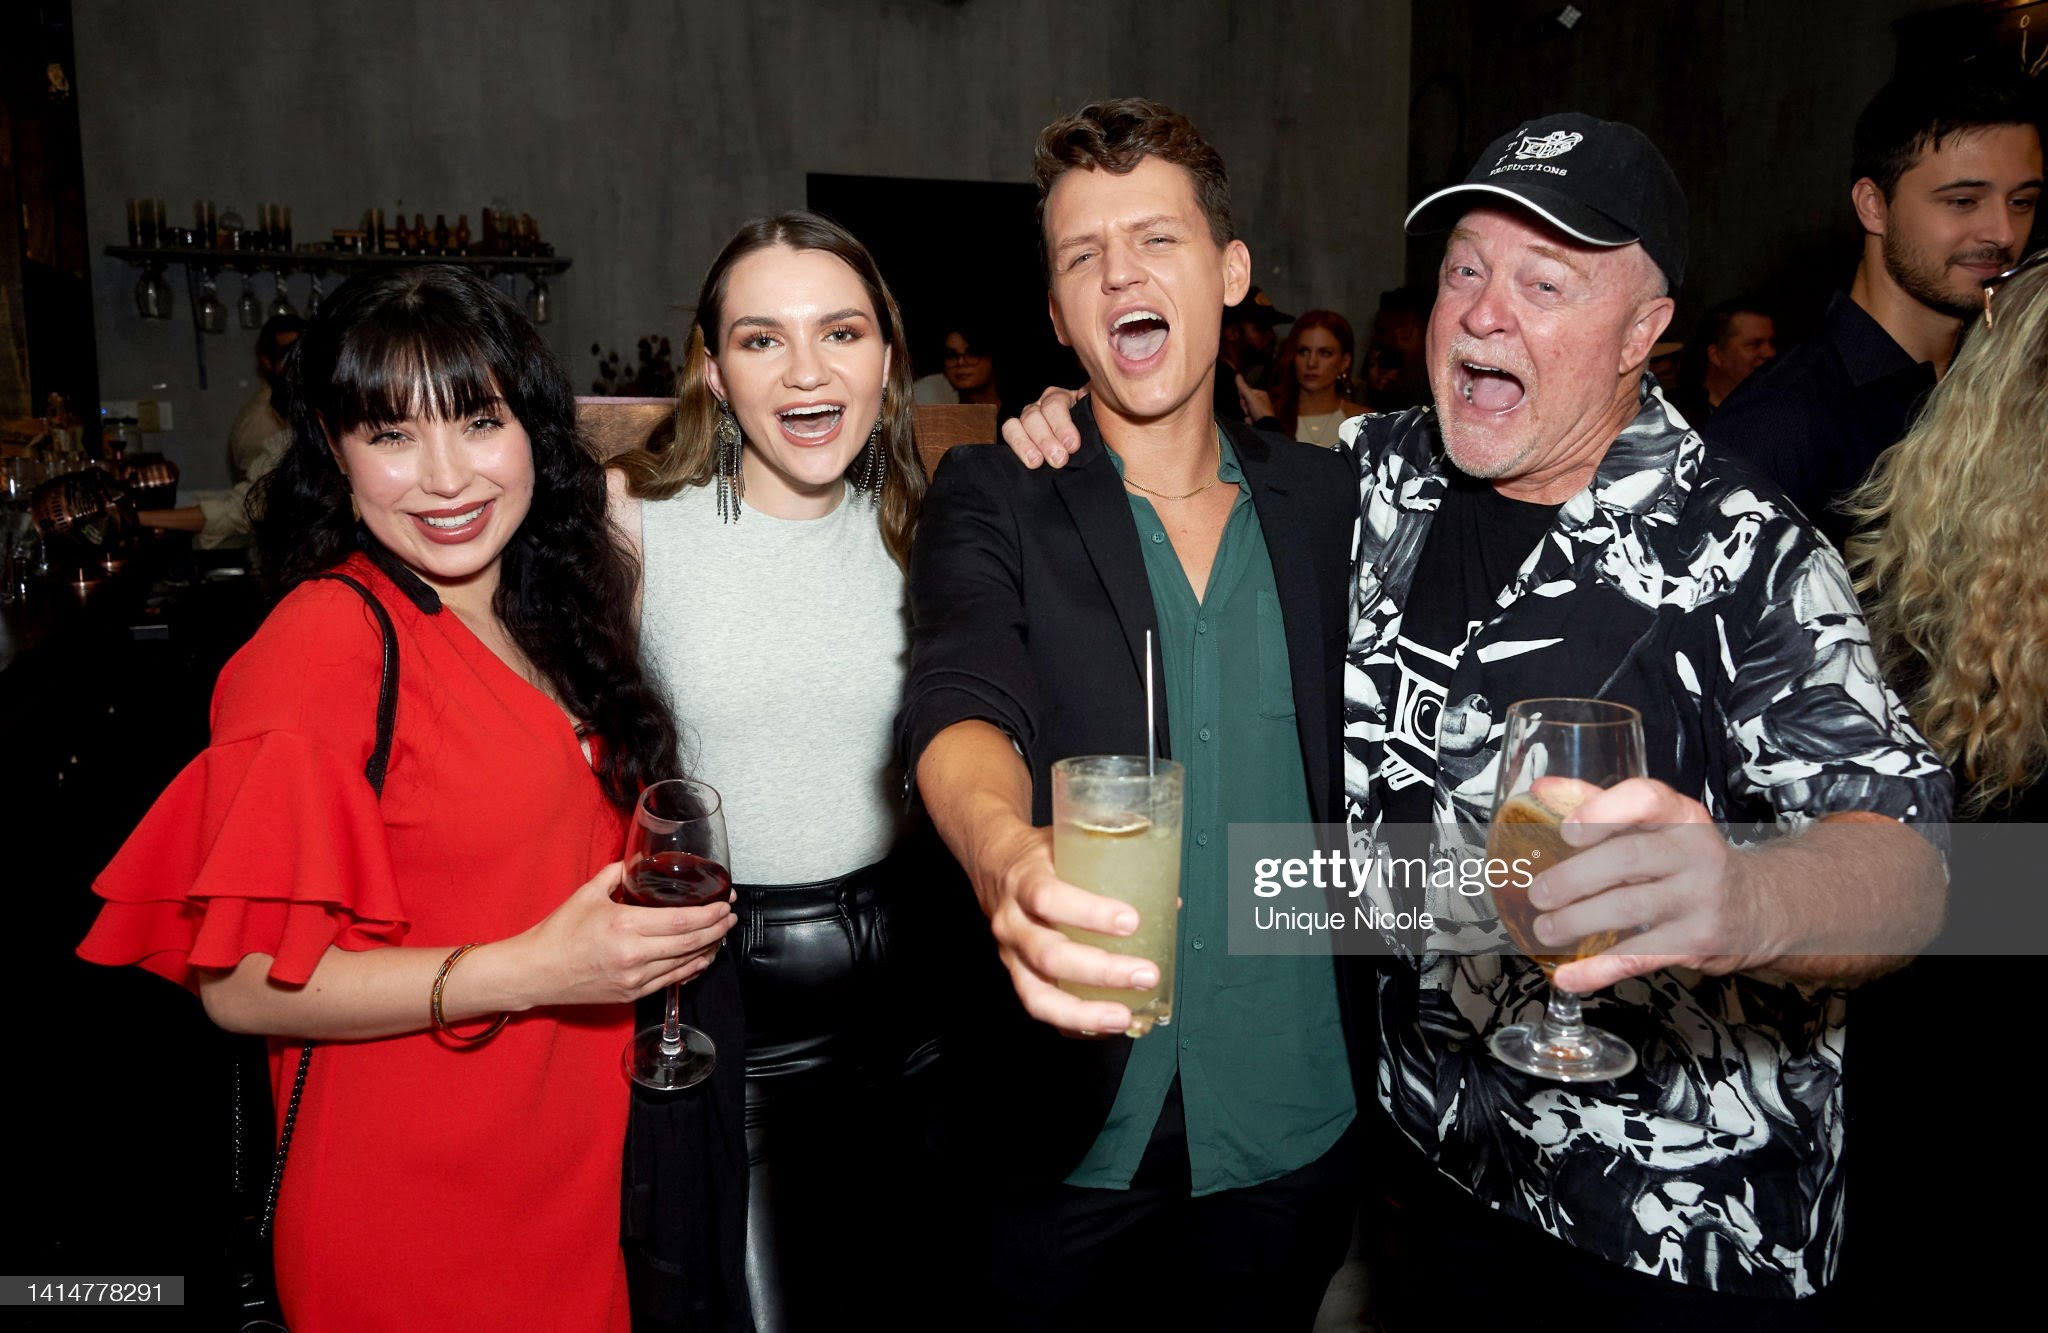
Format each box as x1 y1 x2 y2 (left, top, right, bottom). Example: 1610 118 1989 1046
620 778 731 1091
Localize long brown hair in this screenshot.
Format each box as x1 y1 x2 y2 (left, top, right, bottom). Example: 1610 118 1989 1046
613 212 925 568
1844 258 2048 814
1271 309 1363 437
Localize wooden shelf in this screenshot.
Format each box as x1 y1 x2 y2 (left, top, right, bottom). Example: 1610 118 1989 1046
104 245 570 275
104 244 570 389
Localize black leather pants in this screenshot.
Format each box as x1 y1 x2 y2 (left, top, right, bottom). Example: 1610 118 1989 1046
735 858 941 1332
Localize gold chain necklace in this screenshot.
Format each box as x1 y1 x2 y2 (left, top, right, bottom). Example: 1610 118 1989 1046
1122 432 1222 503
1123 474 1218 502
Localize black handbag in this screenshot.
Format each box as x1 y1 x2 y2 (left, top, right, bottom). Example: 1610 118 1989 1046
228 571 399 1331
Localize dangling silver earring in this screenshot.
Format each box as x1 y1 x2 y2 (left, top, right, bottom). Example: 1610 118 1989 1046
714 398 744 523
856 418 886 503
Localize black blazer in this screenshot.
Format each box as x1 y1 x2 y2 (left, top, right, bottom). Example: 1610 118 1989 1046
899 399 1361 1184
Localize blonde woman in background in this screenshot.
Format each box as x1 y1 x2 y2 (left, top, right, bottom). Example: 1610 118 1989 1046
1838 247 2048 1326
1847 247 2048 819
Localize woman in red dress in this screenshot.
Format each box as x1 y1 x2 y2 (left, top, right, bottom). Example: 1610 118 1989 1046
78 266 733 1332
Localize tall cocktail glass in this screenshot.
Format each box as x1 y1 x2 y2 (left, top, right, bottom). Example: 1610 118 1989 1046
1052 755 1184 1037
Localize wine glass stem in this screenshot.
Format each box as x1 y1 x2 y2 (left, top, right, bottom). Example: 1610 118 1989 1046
660 981 683 1054
1541 981 1588 1048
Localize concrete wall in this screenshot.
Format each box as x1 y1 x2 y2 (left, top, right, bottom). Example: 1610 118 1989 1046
73 0 1411 488
1406 0 1953 341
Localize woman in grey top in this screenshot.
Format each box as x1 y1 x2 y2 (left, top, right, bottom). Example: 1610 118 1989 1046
607 213 938 1332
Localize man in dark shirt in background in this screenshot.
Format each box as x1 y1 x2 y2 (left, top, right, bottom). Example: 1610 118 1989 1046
1670 298 1774 426
1707 73 2039 548
1364 286 1432 411
1213 284 1290 422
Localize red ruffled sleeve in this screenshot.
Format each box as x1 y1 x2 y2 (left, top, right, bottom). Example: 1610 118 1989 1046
78 569 411 990
79 731 410 989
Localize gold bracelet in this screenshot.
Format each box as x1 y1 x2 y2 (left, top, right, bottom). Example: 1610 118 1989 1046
431 943 509 1045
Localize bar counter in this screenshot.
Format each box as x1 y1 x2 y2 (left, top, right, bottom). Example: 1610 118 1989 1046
6 541 268 1320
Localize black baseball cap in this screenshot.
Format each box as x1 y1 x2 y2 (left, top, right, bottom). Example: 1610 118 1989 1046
1223 285 1294 327
1405 112 1688 291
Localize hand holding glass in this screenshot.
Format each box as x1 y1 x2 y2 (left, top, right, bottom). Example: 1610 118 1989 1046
619 778 729 1091
1485 698 1645 1082
1051 756 1184 1037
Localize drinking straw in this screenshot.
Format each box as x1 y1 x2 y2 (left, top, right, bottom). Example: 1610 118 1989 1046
1145 629 1156 778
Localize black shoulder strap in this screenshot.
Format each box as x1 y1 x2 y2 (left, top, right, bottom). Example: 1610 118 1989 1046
246 569 400 1242
308 571 400 796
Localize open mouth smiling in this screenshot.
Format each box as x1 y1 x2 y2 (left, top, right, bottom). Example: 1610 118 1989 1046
1454 359 1527 413
1108 308 1170 364
409 499 495 544
776 402 844 441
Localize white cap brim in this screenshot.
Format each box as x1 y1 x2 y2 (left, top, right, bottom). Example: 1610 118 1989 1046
1404 182 1637 248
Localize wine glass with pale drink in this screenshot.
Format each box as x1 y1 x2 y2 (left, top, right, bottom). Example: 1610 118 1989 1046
1484 698 1645 1081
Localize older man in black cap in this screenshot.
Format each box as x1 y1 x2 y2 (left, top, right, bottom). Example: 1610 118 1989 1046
1004 111 1950 1329
1347 109 1953 1329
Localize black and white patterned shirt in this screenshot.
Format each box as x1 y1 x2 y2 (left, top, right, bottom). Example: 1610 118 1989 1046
1338 379 1951 1297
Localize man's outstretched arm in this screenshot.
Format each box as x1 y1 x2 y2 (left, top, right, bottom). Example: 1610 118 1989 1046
917 720 1159 1036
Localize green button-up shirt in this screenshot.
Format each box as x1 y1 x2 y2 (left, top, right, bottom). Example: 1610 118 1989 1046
1066 429 1354 1195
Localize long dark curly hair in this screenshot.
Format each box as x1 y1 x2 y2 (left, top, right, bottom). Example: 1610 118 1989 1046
254 265 678 809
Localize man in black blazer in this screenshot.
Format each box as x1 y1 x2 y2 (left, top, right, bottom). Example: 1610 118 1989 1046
900 99 1364 1331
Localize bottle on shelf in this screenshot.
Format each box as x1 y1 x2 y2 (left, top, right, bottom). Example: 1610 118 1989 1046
433 214 449 255
455 213 471 255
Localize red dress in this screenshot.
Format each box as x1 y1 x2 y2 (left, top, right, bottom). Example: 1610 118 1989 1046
79 554 633 1333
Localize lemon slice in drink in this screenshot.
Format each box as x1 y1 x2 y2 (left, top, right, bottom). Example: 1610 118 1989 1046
1072 812 1152 837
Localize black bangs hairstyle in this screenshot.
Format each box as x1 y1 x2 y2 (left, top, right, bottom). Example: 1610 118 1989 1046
254 265 679 809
